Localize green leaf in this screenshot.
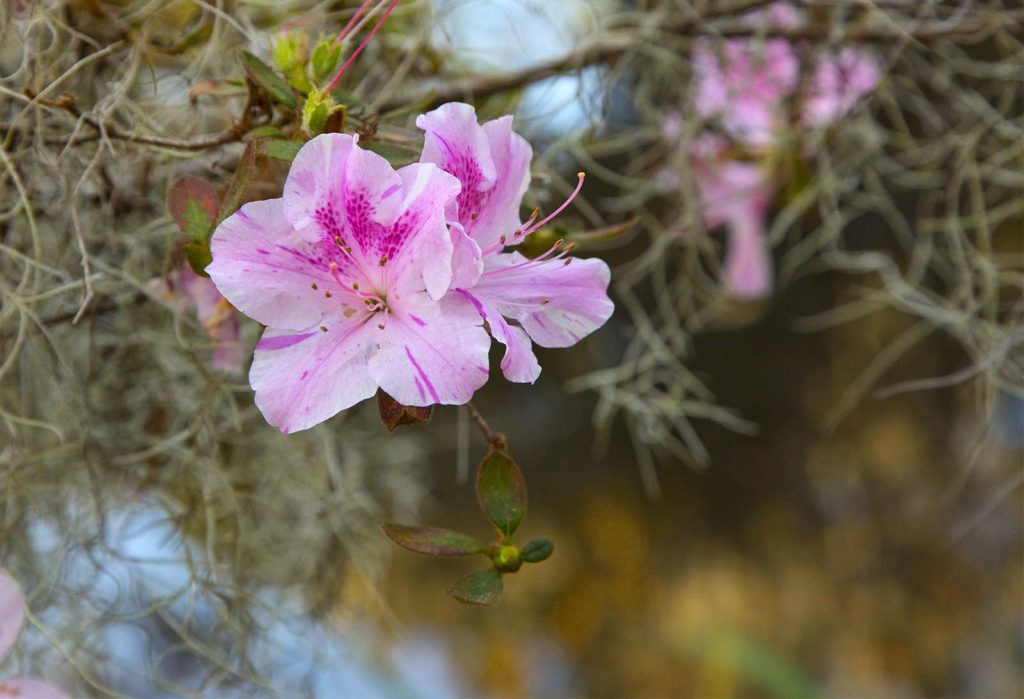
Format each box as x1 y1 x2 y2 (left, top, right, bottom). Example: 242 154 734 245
272 32 307 72
184 240 213 276
381 523 483 556
302 86 332 135
311 40 342 83
246 126 287 139
216 140 259 225
167 175 218 243
476 448 527 538
241 50 297 109
520 538 554 563
258 139 304 162
447 569 503 606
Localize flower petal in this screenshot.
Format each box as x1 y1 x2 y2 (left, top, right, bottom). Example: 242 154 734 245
0 678 70 699
449 224 484 290
474 252 614 349
0 569 25 662
206 198 337 331
690 135 774 230
725 211 773 299
0 679 69 699
249 314 378 433
476 115 532 248
282 133 403 265
383 163 461 299
460 290 540 384
417 103 532 249
369 291 490 406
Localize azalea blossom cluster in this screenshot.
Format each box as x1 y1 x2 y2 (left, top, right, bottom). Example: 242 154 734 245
205 103 613 433
664 2 881 299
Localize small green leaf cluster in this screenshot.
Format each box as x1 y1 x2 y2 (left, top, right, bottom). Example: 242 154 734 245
382 445 553 607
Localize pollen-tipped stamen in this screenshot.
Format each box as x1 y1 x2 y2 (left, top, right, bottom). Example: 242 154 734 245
518 172 585 240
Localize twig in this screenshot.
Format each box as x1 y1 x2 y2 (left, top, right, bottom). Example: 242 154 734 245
466 401 506 450
382 11 1021 112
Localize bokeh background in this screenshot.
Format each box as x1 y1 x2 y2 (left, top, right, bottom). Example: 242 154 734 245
0 1 1021 697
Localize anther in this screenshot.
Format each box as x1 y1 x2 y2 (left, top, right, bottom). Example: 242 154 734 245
320 326 328 332
311 283 318 290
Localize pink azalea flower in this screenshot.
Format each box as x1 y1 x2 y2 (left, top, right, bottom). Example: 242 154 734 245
0 569 69 699
692 37 799 148
802 47 882 128
415 103 614 384
690 135 775 299
692 2 880 145
206 134 491 433
156 265 244 374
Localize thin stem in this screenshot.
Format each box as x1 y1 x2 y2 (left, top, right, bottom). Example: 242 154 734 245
466 401 506 450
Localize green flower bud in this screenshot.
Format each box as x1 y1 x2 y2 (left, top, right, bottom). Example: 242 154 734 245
302 86 332 135
311 39 342 83
492 544 522 573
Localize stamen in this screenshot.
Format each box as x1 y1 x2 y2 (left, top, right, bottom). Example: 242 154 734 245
481 237 575 277
334 0 374 44
513 209 541 238
328 262 369 298
481 234 508 256
325 0 400 93
519 172 585 239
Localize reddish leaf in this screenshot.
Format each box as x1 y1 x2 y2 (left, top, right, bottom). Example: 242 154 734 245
167 175 218 243
377 389 432 431
381 523 484 556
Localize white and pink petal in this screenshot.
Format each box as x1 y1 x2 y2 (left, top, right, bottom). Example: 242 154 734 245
474 252 614 349
249 315 379 434
460 290 540 384
369 292 490 406
384 163 462 299
282 133 403 262
206 199 338 331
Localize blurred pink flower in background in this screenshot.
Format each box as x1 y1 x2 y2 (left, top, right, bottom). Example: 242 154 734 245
0 570 69 699
802 47 882 128
157 265 244 374
682 1 882 299
692 37 799 148
690 136 776 299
